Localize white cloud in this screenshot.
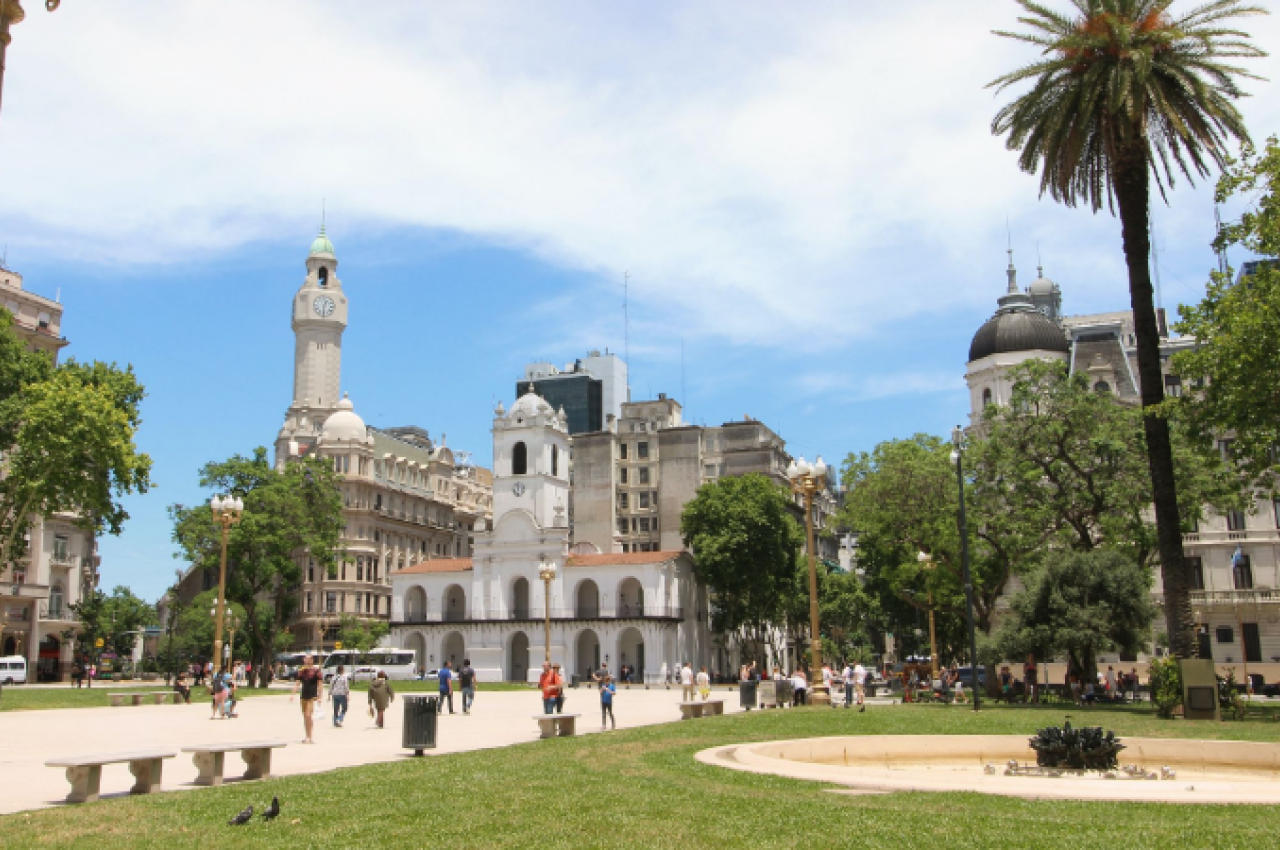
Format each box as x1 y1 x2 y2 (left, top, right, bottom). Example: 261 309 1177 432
796 369 962 401
1 1 1276 346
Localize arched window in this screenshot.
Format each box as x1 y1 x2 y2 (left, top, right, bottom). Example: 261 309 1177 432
982 388 992 407
513 441 527 476
551 445 559 477
318 267 329 287
1094 381 1111 394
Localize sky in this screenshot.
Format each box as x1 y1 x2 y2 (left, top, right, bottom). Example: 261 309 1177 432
1 2 1277 603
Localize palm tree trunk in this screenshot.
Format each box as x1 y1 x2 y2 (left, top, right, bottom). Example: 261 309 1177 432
1113 140 1194 659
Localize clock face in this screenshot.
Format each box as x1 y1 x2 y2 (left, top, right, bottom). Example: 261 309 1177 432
313 295 336 317
512 482 526 496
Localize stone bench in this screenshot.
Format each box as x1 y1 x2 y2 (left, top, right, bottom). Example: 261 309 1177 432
108 691 177 706
679 699 724 719
45 750 176 803
181 740 289 786
533 713 580 738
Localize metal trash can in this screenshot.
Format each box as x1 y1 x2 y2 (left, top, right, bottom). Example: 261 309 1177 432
402 695 439 756
739 679 757 711
571 674 581 688
776 680 794 707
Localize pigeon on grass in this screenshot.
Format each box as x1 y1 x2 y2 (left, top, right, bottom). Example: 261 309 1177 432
228 805 253 826
262 796 280 821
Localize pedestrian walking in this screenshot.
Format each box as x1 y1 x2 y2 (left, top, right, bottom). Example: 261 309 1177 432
330 665 350 727
553 664 567 713
538 662 559 714
792 669 807 706
600 675 617 729
853 662 867 712
841 661 854 708
437 661 455 714
173 671 191 704
696 666 711 700
289 654 325 743
368 670 395 728
210 668 229 719
459 659 476 714
223 672 239 718
1024 654 1039 704
661 662 670 688
680 662 695 702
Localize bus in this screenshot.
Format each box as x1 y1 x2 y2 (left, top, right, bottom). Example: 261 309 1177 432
275 651 324 680
321 648 417 682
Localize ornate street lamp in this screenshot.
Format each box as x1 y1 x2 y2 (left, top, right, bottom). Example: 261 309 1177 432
950 426 980 712
788 455 830 704
209 494 243 674
916 551 940 681
538 556 556 665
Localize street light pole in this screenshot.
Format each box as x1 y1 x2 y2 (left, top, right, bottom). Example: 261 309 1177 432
917 552 940 681
788 455 830 705
538 557 556 665
209 495 243 675
951 426 980 712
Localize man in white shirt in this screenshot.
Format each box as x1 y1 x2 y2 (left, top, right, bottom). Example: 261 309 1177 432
680 662 696 702
853 662 867 712
841 662 855 709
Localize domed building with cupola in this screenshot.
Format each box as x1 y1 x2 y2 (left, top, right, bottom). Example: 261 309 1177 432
271 228 493 652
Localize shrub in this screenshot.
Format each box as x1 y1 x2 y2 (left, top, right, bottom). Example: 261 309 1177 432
1148 656 1183 719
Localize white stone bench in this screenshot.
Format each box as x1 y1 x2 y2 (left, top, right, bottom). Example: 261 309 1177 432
533 713 580 738
679 699 724 719
107 692 148 707
45 750 176 803
181 740 289 786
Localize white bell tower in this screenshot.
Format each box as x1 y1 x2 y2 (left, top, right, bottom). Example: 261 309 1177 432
275 226 350 466
491 385 570 531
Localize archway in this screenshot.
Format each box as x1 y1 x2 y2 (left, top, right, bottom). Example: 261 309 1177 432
405 586 427 621
406 632 427 675
443 584 467 622
441 632 465 671
617 577 644 617
511 577 530 619
509 631 530 682
38 635 61 682
575 629 600 682
2 635 16 656
618 627 645 684
576 580 599 618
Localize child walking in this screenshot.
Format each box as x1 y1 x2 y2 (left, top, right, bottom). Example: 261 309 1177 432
600 675 616 730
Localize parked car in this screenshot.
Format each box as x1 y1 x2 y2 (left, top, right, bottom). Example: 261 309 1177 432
0 656 28 685
951 665 987 688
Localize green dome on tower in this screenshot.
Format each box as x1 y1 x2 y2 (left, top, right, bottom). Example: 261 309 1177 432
309 225 335 256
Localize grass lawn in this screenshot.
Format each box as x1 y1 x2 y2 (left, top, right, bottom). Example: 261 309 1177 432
0 685 274 712
5 702 1280 849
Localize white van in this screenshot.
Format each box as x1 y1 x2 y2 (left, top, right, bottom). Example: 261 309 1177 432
0 656 28 684
322 648 417 682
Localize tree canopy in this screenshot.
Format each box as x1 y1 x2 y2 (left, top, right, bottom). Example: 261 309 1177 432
680 473 802 659
1173 136 1280 489
71 585 156 658
170 448 345 681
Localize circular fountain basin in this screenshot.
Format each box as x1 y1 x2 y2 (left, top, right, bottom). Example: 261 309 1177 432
696 735 1280 803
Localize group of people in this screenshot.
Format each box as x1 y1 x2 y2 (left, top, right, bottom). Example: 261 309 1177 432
433 659 478 715
286 655 398 743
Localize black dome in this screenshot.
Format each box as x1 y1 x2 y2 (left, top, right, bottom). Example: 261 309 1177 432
968 309 1069 362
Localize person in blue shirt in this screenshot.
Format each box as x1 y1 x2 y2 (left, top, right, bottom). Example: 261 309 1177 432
438 661 455 714
600 675 616 730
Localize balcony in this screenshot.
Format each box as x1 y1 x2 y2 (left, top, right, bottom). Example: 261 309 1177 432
50 553 79 568
392 606 684 627
1189 589 1280 605
39 602 75 622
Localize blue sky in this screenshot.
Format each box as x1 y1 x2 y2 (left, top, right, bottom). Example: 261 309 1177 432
1 2 1276 602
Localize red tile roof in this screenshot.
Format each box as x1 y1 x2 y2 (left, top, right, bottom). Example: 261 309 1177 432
566 550 687 567
397 558 473 575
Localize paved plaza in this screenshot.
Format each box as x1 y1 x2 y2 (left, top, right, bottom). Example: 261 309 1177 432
1 685 762 815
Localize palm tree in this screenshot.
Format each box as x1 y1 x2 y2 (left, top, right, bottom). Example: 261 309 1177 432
988 0 1266 658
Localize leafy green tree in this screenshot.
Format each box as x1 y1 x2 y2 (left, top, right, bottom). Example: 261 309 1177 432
989 0 1265 659
0 312 152 567
974 360 1246 568
168 589 248 667
681 473 803 664
1174 137 1280 488
170 448 345 686
70 585 155 658
337 614 390 658
996 550 1157 684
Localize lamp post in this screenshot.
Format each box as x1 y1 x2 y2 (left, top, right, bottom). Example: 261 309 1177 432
209 494 244 674
916 551 940 681
211 607 240 672
788 455 830 705
950 426 980 712
538 557 556 665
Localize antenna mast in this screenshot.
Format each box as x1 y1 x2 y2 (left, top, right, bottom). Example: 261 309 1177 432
1214 205 1230 277
623 271 630 369
1150 216 1163 312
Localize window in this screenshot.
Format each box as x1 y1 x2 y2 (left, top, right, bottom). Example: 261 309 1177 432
341 560 347 581
620 468 628 484
1273 498 1280 530
1227 510 1247 532
631 518 638 532
318 266 329 286
37 311 50 329
1244 622 1262 663
325 592 337 613
551 445 559 477
306 592 313 612
982 388 992 407
1187 557 1204 591
53 535 69 560
49 584 64 619
513 441 528 475
653 518 658 531
308 564 314 583
639 518 650 532
639 492 649 509
619 493 629 510
622 543 630 553
618 518 629 535
638 441 649 459
1164 374 1183 398
1233 554 1253 589
1219 439 1235 462
620 443 628 460
1216 626 1235 644
638 467 650 484
1094 381 1111 394
356 558 364 582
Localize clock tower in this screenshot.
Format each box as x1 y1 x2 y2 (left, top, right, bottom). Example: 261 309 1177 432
490 386 570 533
275 226 350 467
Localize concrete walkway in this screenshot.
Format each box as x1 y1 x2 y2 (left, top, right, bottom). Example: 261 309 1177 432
1 685 767 814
